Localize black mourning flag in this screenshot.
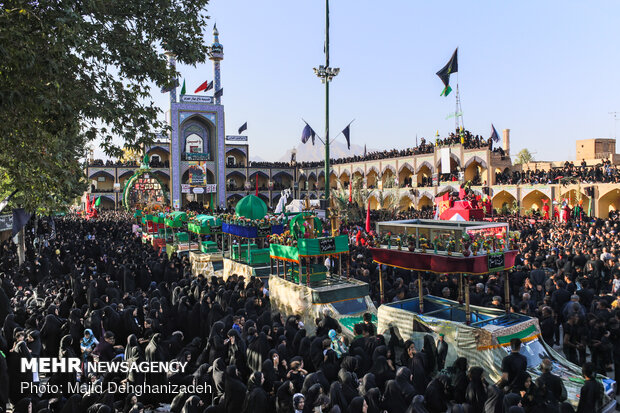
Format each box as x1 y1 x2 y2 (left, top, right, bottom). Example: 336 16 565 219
342 125 351 149
436 48 458 96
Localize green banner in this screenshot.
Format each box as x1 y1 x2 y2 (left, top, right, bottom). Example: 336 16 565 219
496 324 538 345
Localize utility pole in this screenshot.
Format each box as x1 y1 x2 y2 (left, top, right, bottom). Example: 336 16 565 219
313 0 339 204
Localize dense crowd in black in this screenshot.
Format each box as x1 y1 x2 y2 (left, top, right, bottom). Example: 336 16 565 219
496 161 620 185
0 209 616 413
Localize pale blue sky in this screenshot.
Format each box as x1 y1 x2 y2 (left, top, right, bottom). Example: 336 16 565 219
143 0 620 162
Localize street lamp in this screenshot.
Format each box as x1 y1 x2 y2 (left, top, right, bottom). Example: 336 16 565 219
313 66 340 83
313 0 340 207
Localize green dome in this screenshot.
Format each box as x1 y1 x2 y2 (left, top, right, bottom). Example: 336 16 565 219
235 195 268 220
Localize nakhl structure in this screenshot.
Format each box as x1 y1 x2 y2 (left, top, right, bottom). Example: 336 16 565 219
187 214 224 275
221 195 285 282
164 211 190 259
122 155 169 212
268 211 376 337
369 219 616 412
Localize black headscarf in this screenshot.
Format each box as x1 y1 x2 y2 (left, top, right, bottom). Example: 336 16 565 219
383 379 407 413
338 369 359 403
365 387 383 413
276 381 295 413
328 381 349 412
358 373 377 396
347 397 366 413
181 395 204 413
224 365 247 413
395 366 417 405
302 383 323 413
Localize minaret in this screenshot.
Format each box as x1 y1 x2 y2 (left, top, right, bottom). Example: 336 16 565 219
164 51 178 104
208 24 224 105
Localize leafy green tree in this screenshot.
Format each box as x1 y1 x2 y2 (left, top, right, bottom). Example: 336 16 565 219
514 148 534 165
0 0 211 212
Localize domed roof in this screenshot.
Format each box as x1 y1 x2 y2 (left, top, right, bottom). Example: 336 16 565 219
235 195 267 220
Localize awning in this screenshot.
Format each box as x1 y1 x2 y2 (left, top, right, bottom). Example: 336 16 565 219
369 248 518 275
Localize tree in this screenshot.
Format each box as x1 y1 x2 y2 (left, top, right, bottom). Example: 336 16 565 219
514 149 534 165
0 0 211 212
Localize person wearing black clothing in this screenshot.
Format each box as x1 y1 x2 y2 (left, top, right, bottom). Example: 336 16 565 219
465 366 488 413
436 333 448 371
363 312 376 337
224 365 247 413
501 338 527 391
539 307 555 347
243 371 270 413
576 362 604 413
552 280 571 344
425 374 452 413
316 309 341 337
535 358 566 406
529 262 546 296
93 331 116 362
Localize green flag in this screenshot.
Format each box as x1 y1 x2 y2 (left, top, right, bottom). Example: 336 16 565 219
440 85 452 97
180 79 186 95
95 197 101 207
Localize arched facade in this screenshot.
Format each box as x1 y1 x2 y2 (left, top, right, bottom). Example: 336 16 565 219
418 195 433 208
249 171 269 191
398 163 414 188
368 193 380 210
521 189 550 212
399 193 414 211
225 147 247 167
492 190 517 211
367 168 379 189
417 163 432 187
382 168 395 189
559 189 590 213
273 171 293 191
329 172 338 190
464 157 487 185
226 170 246 191
598 188 620 218
180 116 214 159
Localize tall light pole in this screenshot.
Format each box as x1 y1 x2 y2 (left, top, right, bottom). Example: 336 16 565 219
313 0 339 204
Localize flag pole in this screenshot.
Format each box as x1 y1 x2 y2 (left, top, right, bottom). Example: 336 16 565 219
301 118 325 145
324 0 331 207
455 71 464 132
327 118 356 144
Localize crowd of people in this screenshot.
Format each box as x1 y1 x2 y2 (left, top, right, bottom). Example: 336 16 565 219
496 160 620 185
88 159 170 169
0 203 616 413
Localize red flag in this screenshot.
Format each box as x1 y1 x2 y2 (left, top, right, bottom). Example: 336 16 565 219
91 196 97 210
348 182 352 203
194 80 213 93
255 177 258 196
85 194 91 213
365 200 371 233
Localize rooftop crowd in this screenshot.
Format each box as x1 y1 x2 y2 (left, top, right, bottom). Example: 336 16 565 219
496 160 620 185
0 202 615 413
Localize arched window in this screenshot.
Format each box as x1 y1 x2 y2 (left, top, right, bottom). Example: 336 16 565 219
185 133 203 153
182 121 210 159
